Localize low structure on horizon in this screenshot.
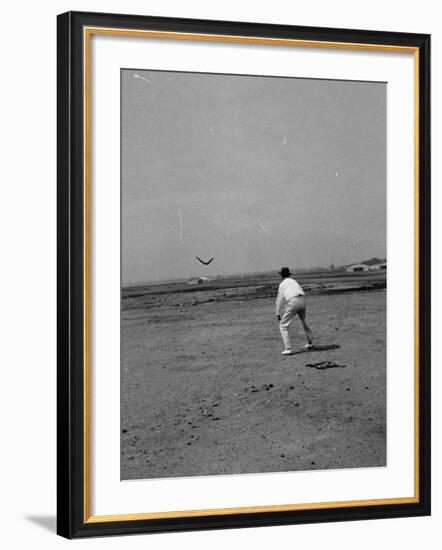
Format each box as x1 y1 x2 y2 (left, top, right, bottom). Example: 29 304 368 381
188 276 210 285
367 262 387 271
346 263 370 272
346 261 387 273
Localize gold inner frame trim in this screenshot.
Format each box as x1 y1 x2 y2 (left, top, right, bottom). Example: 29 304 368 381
83 26 420 524
86 496 418 523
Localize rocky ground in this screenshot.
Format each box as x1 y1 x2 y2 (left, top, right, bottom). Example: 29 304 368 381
121 288 386 480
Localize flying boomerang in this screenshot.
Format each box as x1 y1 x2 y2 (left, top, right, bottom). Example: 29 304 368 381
196 256 214 266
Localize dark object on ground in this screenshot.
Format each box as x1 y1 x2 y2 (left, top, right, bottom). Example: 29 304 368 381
306 361 346 370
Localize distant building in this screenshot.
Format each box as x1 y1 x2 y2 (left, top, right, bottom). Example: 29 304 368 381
346 264 370 272
188 276 210 285
368 262 387 271
361 257 384 266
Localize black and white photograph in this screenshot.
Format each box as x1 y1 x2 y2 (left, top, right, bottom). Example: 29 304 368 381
120 68 387 480
0 0 436 544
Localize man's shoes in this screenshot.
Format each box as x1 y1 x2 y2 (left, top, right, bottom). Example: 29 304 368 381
281 349 293 355
304 343 314 350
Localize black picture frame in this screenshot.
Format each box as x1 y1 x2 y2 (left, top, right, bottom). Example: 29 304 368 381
57 10 431 539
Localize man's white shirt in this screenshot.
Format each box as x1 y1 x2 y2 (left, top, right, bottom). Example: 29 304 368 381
275 277 305 315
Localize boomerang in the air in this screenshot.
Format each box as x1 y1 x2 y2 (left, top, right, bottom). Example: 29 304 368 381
196 256 214 266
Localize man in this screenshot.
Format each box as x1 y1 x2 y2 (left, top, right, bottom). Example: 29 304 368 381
276 267 314 355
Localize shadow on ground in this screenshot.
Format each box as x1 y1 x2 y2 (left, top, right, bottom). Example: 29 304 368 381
291 344 340 355
25 515 56 533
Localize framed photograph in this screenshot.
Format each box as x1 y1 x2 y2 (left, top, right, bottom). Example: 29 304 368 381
57 11 430 538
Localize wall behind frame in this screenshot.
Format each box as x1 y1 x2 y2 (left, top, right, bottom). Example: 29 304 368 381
0 0 438 549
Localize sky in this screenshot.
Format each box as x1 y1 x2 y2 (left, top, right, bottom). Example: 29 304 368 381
121 69 386 285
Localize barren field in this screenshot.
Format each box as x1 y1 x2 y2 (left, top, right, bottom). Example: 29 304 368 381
121 274 386 480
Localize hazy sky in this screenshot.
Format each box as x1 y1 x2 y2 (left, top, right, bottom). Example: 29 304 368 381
122 69 386 285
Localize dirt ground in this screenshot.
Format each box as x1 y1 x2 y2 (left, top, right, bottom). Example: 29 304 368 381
121 288 386 480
